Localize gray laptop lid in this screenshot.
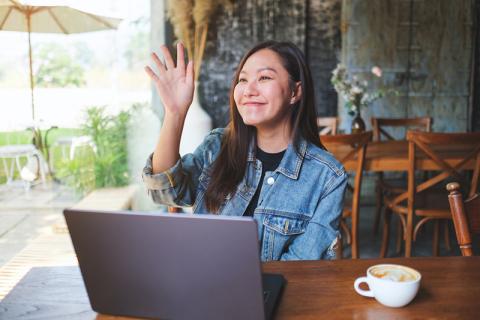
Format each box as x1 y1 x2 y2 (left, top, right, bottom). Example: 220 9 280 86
64 209 266 320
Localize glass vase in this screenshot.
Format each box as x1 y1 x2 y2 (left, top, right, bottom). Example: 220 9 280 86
351 110 366 134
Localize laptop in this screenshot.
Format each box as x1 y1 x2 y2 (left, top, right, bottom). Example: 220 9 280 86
64 209 285 320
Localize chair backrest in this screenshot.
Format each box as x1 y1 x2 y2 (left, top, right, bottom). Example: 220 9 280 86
406 131 480 199
321 131 372 259
447 182 480 256
371 117 432 141
389 131 480 209
317 117 338 135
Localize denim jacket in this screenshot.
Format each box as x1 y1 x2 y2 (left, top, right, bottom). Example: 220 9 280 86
143 128 347 261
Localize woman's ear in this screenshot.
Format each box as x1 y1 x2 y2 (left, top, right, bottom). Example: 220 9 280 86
290 81 302 105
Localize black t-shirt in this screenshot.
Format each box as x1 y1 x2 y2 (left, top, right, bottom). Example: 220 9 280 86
244 147 286 216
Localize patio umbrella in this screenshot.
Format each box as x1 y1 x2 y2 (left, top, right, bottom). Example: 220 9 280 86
0 0 122 120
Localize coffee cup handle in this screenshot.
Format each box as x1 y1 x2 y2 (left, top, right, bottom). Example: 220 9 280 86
354 277 374 298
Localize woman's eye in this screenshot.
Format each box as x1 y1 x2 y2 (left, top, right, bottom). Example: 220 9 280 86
238 78 247 83
259 75 272 81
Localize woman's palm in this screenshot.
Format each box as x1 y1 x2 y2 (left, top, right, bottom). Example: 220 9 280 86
145 43 194 115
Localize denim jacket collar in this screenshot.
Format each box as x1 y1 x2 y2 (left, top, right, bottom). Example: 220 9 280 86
247 135 307 180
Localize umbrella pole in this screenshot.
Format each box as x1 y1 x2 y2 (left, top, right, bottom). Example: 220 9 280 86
27 12 35 121
26 12 43 156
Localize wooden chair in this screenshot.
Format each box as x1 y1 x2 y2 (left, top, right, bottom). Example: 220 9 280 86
380 131 480 257
371 117 432 142
371 117 432 235
447 182 480 256
321 131 372 259
317 117 338 135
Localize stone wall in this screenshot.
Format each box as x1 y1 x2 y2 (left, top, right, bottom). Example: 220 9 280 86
340 0 474 133
198 0 342 127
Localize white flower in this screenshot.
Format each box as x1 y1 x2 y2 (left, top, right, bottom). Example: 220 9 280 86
351 86 363 94
371 66 382 77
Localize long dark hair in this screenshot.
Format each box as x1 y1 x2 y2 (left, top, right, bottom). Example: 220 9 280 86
204 40 323 213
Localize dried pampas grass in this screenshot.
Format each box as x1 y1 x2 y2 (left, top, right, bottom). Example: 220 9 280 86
167 0 194 59
193 0 218 27
167 0 233 81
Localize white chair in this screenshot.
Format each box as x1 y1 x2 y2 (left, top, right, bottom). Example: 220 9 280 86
49 136 97 171
0 144 47 189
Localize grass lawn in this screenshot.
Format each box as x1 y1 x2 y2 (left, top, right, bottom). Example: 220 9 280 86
0 128 83 146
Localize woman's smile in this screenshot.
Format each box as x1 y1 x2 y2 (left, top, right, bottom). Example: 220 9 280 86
242 101 266 107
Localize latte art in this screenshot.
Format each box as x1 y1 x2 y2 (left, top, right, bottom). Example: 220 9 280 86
370 266 418 282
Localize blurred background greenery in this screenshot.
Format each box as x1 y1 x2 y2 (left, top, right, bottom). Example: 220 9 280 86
0 0 151 194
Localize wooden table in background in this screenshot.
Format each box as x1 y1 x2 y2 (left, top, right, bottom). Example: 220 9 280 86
1 256 479 319
328 140 477 172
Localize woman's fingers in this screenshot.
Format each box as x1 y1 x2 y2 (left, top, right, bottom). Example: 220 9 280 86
151 44 188 78
160 45 175 70
176 42 185 72
144 66 159 82
151 52 166 75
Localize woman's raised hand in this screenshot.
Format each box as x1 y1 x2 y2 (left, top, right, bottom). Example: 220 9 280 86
145 42 194 117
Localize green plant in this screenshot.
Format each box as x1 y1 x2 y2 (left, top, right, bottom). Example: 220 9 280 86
55 151 96 195
56 105 134 194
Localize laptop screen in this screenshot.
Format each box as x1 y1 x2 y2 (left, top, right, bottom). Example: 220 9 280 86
64 209 275 320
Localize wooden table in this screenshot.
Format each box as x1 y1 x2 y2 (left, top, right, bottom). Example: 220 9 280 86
329 140 477 172
1 256 478 319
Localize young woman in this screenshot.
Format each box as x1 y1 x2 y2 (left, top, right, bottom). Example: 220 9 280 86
143 41 347 261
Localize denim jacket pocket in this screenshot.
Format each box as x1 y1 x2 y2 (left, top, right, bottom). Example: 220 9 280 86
263 214 308 235
261 213 309 261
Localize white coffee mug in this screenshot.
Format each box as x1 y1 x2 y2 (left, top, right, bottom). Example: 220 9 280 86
354 264 421 308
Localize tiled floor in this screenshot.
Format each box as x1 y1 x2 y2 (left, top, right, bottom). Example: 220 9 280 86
0 181 80 267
